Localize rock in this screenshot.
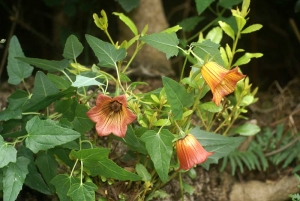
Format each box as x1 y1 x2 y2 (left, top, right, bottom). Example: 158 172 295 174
229 175 300 201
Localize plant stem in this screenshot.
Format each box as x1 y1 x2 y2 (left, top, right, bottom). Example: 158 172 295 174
122 42 143 73
186 8 226 43
185 86 204 129
179 172 184 201
228 26 241 68
22 79 30 95
62 70 73 83
22 112 40 115
180 47 192 81
214 88 244 135
105 30 114 45
70 159 79 178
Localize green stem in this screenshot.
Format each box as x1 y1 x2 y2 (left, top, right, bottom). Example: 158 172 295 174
152 171 179 192
122 42 144 73
61 70 73 83
185 86 204 128
228 28 242 68
70 159 79 178
114 63 125 94
222 97 244 136
81 140 94 148
104 30 114 45
80 161 84 184
180 47 192 81
214 90 244 135
206 112 216 131
22 112 40 115
22 79 30 95
179 172 184 201
186 8 226 43
196 107 208 130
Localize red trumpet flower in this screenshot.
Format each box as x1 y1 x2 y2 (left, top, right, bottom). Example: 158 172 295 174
201 62 246 106
176 134 213 170
86 94 136 138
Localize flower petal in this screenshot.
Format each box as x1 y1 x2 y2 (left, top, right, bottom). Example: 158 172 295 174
201 62 245 106
176 134 213 170
87 94 136 138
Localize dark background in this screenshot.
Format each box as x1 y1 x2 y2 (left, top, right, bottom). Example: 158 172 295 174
1 0 299 90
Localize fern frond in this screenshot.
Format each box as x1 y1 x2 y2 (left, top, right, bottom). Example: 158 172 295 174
293 164 300 174
221 145 269 175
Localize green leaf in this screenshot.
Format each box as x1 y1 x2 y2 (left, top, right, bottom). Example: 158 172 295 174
30 71 59 101
22 71 66 112
0 136 17 168
218 0 243 9
62 35 84 60
7 36 33 85
233 52 263 66
140 32 179 59
85 34 126 68
6 90 28 110
0 108 21 122
70 148 110 161
191 127 245 169
113 12 138 35
199 101 222 113
68 182 97 201
140 129 174 183
232 13 247 30
162 25 182 34
53 147 75 168
86 158 141 181
153 119 171 126
195 0 214 15
23 87 76 112
192 39 224 66
0 118 27 138
19 146 52 195
162 77 193 120
51 174 80 201
115 0 140 12
230 123 261 136
178 16 204 32
73 104 94 134
47 73 72 90
25 161 52 195
182 181 195 195
241 24 263 34
16 57 69 73
35 151 58 192
220 47 229 68
146 190 170 201
240 95 254 106
218 21 235 40
72 75 103 87
206 27 223 44
25 116 81 153
122 125 147 154
7 35 34 85
135 163 151 182
55 99 94 134
3 156 30 201
0 90 28 121
70 148 141 181
225 44 233 62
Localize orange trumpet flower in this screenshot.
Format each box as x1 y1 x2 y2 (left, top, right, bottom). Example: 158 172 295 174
201 62 246 106
176 134 213 170
86 94 136 138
